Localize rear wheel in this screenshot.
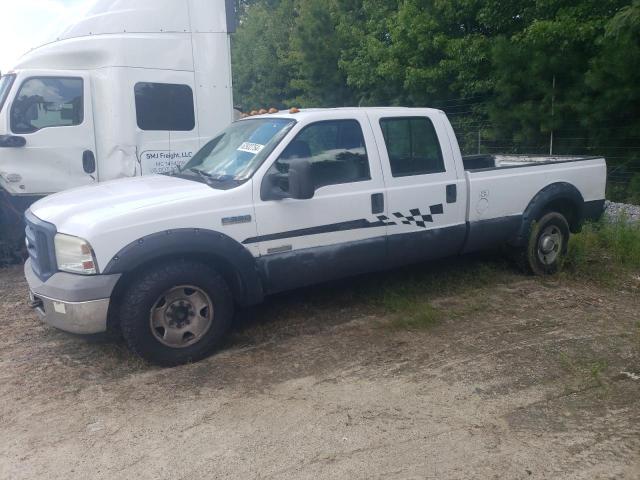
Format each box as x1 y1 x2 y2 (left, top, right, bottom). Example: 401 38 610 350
119 260 234 366
518 212 570 276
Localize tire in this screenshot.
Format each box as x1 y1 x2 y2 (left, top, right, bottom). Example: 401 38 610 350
119 260 234 366
516 212 570 276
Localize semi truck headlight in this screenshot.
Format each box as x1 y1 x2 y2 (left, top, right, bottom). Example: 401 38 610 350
54 234 98 275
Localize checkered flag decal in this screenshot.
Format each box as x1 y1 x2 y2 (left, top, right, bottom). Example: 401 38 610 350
376 204 444 229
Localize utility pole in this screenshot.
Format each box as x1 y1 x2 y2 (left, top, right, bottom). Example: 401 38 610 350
550 75 556 155
478 128 481 154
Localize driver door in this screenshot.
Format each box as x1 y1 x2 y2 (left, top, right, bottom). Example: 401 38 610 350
252 114 389 294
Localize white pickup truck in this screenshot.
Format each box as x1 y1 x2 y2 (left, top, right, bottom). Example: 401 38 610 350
24 107 606 365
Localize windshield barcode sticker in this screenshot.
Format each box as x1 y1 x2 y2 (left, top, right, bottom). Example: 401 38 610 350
237 142 265 155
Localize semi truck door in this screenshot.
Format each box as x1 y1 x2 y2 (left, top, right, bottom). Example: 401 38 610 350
133 78 197 175
367 111 468 267
6 72 97 195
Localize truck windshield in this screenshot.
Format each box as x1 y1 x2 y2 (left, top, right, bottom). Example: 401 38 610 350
182 118 296 182
0 74 16 114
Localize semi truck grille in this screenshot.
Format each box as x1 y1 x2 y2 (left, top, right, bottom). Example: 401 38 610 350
24 211 57 281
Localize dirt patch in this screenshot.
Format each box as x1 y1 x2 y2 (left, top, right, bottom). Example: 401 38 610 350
0 258 639 480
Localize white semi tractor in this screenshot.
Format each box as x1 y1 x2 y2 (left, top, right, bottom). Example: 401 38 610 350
0 0 237 259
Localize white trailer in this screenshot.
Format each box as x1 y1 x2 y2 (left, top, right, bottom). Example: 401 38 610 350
0 0 237 256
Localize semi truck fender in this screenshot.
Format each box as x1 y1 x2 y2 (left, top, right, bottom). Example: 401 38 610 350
102 229 265 307
511 182 585 247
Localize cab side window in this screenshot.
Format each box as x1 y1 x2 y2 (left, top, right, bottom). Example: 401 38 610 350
270 119 371 191
134 82 195 131
11 77 83 134
380 117 445 177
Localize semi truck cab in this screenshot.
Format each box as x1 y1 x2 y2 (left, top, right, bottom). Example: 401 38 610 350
0 0 236 255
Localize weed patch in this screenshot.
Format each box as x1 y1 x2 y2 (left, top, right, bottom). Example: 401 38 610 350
559 352 610 393
565 216 640 280
368 255 512 329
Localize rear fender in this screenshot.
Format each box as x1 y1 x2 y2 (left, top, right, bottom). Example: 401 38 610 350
512 182 584 247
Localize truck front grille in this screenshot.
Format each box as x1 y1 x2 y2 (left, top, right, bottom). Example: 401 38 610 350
24 211 57 281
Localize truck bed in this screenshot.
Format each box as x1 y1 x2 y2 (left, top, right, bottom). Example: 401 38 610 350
462 154 602 172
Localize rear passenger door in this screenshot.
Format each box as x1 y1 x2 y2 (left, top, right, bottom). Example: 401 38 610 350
252 114 388 294
368 111 467 266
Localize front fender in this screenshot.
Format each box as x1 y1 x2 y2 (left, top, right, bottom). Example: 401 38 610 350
102 228 264 306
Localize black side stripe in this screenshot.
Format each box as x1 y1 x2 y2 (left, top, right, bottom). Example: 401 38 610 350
243 204 446 245
242 218 388 245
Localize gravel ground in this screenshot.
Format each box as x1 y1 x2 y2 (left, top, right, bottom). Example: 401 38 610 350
605 201 640 222
1 258 639 480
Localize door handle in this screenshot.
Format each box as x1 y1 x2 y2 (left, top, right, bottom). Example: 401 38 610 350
371 193 384 214
82 150 96 174
446 184 457 204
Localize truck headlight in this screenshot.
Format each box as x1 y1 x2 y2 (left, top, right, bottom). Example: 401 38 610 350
54 234 98 275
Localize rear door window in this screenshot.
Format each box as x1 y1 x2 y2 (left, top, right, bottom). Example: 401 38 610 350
380 117 445 177
11 77 83 134
134 82 195 131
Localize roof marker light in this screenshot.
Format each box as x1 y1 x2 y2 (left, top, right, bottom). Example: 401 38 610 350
289 107 300 114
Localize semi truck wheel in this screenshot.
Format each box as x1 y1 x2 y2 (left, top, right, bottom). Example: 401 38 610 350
519 212 570 276
119 260 234 366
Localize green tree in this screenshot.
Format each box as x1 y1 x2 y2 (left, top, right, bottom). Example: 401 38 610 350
232 0 639 199
231 0 296 110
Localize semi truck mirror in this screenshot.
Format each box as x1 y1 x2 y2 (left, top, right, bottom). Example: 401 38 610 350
0 135 26 148
82 150 96 174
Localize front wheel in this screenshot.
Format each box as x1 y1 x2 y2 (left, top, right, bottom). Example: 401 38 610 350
519 212 570 276
119 260 234 366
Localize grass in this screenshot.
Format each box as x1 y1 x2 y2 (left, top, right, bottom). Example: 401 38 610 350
376 215 640 330
564 215 640 281
559 351 609 392
365 256 511 329
384 300 443 330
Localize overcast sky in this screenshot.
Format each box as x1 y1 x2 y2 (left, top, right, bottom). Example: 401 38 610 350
0 0 90 73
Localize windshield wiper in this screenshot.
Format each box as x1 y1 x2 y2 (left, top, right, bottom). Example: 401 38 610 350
188 168 239 185
189 167 215 182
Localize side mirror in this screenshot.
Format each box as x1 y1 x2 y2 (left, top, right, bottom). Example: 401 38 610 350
0 135 26 148
82 150 96 174
288 158 315 200
260 158 315 201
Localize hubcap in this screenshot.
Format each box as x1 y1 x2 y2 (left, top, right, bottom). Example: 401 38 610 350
537 225 563 266
149 285 214 348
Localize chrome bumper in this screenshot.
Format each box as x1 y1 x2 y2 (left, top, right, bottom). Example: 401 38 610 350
24 259 120 335
28 290 110 335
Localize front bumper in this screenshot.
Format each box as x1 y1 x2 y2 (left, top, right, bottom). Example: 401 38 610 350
28 290 110 335
24 259 121 335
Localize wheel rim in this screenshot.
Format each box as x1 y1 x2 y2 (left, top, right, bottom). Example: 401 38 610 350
149 285 214 349
537 225 563 266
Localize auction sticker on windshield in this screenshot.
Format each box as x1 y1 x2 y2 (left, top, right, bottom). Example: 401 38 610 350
237 142 265 155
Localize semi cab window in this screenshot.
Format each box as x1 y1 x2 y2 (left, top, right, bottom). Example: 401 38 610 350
380 117 445 177
10 77 83 134
134 82 195 131
272 119 371 190
0 74 16 114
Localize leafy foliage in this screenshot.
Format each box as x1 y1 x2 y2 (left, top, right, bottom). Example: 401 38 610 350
232 0 640 202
